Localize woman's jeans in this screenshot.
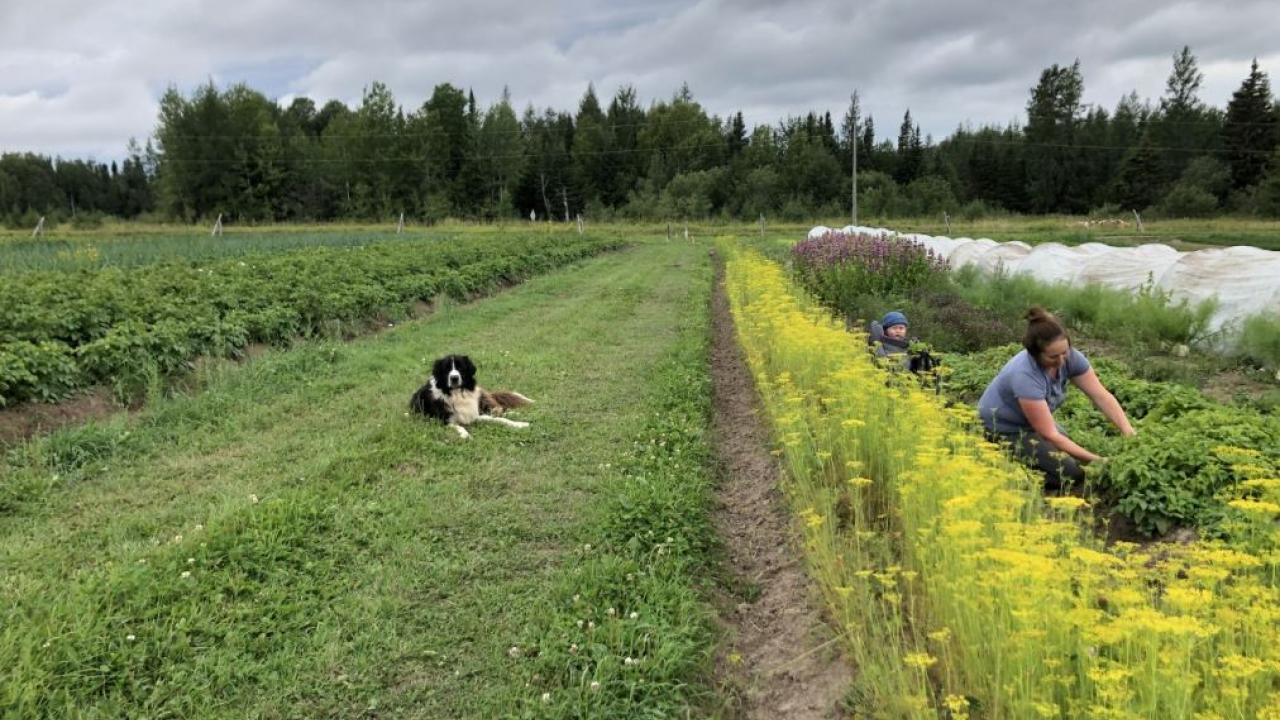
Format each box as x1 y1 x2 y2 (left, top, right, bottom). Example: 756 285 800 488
989 430 1085 492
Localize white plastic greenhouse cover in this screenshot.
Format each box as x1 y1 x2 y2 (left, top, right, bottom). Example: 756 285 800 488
811 226 1280 335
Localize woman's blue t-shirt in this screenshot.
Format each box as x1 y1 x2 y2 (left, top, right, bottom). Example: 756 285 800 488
978 348 1091 434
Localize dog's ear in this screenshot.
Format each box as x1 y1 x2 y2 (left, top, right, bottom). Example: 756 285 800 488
431 356 449 379
459 355 476 378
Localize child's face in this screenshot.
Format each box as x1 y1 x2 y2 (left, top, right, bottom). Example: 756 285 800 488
885 324 907 340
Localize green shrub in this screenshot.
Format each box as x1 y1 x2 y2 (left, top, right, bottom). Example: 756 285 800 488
1237 313 1280 370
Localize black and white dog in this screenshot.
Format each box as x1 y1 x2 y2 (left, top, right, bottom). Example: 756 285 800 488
409 354 534 439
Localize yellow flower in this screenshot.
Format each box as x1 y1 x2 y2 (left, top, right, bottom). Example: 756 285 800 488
1045 496 1089 511
903 652 937 670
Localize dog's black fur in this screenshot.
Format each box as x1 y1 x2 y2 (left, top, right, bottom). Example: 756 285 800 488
410 354 477 423
409 354 533 438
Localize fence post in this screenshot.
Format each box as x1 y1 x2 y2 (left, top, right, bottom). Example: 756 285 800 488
211 213 223 237
32 216 45 238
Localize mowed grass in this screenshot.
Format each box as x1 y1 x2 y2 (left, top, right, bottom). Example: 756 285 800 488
1 239 713 718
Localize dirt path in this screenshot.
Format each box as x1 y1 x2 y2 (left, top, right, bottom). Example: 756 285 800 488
709 254 853 719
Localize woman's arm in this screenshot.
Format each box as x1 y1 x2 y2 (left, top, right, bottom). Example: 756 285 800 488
1070 369 1136 437
1017 398 1104 462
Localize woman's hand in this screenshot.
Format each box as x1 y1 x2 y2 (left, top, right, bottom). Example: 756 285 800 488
1071 369 1136 436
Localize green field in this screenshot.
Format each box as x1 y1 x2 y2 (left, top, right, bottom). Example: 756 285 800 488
4 215 1279 275
842 215 1280 250
1 239 721 718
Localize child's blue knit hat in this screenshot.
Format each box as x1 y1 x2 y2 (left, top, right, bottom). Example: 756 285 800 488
881 311 908 329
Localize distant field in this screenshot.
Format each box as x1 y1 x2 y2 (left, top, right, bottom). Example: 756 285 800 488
846 215 1280 251
3 215 1278 274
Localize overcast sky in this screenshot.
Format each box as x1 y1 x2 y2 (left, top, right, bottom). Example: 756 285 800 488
2 0 1279 163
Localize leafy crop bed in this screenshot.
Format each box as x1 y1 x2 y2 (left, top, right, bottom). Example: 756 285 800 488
1 233 619 405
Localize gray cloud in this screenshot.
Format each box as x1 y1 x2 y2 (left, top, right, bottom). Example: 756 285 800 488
1 0 1278 162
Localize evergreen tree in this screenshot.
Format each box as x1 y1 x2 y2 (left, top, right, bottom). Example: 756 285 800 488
859 115 876 172
477 87 526 217
572 84 610 209
1223 59 1278 190
1150 46 1219 184
726 111 747 157
1024 61 1085 212
1114 129 1163 211
895 110 922 184
605 86 646 206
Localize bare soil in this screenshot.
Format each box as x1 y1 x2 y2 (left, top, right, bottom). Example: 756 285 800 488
708 254 853 719
0 387 121 447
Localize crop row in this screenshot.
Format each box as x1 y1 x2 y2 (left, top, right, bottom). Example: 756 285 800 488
790 229 1280 538
1 234 619 406
724 245 1280 718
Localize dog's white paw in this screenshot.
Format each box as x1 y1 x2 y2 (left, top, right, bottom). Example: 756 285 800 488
510 421 529 429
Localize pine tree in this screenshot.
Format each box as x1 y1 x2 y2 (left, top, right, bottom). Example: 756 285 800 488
895 110 920 184
726 112 747 157
1024 61 1084 212
859 115 876 172
572 83 610 209
1223 59 1278 190
1151 46 1217 184
1114 129 1162 211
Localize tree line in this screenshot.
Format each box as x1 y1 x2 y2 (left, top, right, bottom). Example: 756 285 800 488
4 46 1280 227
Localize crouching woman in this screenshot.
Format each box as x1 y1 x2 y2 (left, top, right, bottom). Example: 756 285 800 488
978 307 1135 490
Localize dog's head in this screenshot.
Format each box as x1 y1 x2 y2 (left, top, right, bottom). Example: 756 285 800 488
432 354 477 392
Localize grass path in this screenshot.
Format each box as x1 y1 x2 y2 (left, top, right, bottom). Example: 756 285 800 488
2 240 712 718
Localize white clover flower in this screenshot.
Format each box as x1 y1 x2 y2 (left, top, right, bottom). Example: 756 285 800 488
576 620 584 629
629 612 639 620
590 681 600 692
249 494 260 504
607 607 615 616
541 692 551 704
624 657 634 666
181 571 191 579
569 643 578 654
588 621 596 630
126 634 136 641
173 534 183 543
508 646 522 659
187 558 195 565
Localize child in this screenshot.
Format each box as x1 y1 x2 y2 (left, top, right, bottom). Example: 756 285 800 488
869 310 911 361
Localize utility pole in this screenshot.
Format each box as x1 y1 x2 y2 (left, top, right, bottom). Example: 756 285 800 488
851 93 859 228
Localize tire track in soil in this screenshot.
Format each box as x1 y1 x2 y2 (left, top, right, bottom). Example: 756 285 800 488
709 252 853 719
